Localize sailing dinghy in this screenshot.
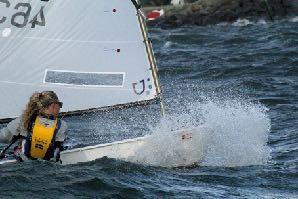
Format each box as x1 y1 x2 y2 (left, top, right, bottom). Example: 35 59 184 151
0 0 207 166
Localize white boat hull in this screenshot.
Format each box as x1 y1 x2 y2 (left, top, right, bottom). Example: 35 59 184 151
60 136 146 165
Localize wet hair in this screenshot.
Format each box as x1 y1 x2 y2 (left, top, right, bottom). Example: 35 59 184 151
22 91 60 131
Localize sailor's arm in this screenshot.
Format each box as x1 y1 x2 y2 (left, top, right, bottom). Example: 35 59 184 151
53 120 68 162
55 120 68 143
0 118 22 143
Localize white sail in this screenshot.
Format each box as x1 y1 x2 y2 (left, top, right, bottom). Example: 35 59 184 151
0 0 160 119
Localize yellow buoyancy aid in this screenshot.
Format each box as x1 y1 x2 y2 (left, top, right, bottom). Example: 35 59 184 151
30 117 57 159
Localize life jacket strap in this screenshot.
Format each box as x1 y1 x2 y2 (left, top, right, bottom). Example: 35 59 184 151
43 119 61 160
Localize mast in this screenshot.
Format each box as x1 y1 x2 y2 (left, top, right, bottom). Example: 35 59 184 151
132 0 166 115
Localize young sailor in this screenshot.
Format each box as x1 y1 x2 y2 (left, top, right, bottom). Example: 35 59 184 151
0 91 67 162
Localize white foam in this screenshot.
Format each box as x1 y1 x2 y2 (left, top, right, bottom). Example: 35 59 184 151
164 41 173 48
217 19 267 27
257 19 267 25
289 16 298 23
232 19 254 27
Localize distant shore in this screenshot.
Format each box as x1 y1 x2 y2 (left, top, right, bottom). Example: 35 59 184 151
142 0 298 27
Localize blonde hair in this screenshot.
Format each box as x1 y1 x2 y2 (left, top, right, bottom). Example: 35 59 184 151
22 91 60 131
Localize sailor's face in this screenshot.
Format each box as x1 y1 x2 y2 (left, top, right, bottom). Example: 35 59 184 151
45 103 61 118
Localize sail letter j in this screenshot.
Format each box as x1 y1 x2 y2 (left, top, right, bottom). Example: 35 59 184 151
133 79 145 95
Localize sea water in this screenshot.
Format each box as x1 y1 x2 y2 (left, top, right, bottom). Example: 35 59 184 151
0 17 297 198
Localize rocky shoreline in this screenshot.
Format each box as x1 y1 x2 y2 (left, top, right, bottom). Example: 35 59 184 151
142 0 298 27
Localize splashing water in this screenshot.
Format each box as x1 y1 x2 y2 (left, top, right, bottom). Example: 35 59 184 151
130 97 271 168
198 99 271 167
129 123 210 167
